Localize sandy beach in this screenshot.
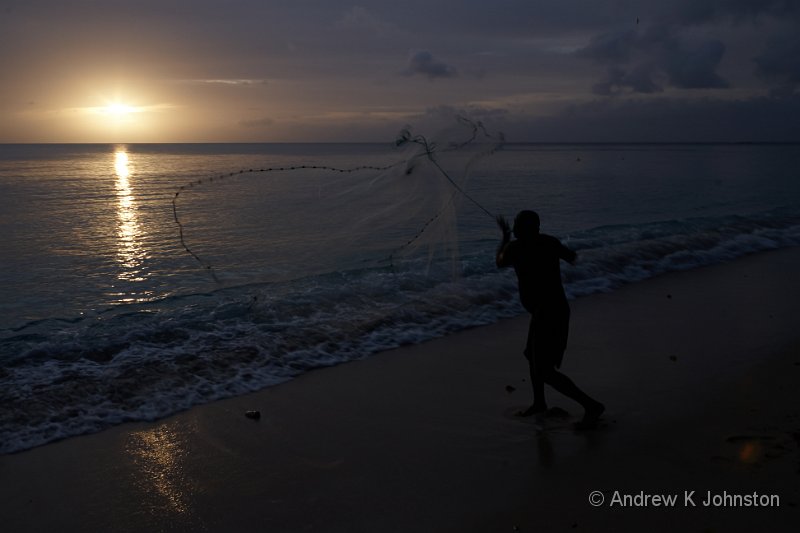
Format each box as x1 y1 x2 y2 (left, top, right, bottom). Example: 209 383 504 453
2 247 799 532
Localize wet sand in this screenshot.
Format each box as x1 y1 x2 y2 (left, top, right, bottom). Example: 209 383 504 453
1 248 799 532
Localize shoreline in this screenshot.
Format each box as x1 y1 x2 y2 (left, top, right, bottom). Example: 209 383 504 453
2 247 799 532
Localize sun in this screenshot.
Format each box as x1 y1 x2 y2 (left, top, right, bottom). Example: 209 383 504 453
75 100 147 141
101 103 139 117
71 95 176 141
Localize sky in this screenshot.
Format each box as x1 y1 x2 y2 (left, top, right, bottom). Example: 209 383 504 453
2 0 800 143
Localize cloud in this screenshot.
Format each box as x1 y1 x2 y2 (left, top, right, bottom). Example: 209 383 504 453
415 104 509 127
502 94 800 142
404 51 458 80
393 93 800 143
592 65 663 95
239 117 274 128
578 24 729 94
663 0 800 26
754 34 800 94
179 79 267 86
577 29 639 64
664 39 728 89
335 5 390 33
576 1 800 96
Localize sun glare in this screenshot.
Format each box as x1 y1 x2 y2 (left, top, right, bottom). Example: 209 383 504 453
63 90 183 141
102 103 138 116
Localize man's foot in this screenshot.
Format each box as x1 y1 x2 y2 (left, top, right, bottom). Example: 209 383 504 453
517 403 548 417
544 406 570 419
575 401 605 429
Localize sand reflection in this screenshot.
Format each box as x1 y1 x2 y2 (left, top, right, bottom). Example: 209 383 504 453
127 422 194 515
114 148 147 283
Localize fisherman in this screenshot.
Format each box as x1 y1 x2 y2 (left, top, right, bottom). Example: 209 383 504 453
496 210 604 426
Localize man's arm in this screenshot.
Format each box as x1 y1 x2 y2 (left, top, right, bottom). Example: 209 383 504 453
559 242 577 265
496 215 513 268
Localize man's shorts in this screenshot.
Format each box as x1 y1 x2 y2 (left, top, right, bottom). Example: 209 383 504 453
524 302 570 369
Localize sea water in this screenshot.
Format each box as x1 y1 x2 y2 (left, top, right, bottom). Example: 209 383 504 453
1 142 799 453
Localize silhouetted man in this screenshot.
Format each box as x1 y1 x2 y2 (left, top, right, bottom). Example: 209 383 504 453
496 210 604 427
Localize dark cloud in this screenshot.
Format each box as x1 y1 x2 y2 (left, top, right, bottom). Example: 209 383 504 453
592 65 663 95
404 51 458 80
577 29 638 64
663 0 800 26
498 94 800 142
575 1 800 96
754 34 800 94
418 104 509 124
663 39 728 89
578 23 729 94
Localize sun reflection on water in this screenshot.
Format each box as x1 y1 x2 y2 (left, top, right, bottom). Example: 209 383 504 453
114 147 147 284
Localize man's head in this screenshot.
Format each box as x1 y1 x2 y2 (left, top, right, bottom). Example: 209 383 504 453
513 210 540 239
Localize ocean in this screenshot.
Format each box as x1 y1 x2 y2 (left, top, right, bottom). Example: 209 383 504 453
1 140 799 453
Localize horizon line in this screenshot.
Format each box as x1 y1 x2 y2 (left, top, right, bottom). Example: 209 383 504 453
1 140 799 146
